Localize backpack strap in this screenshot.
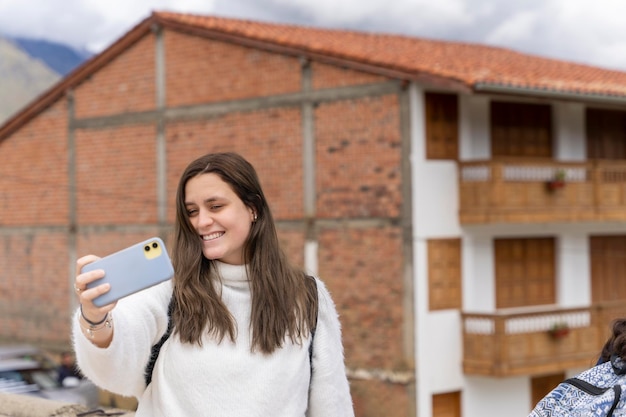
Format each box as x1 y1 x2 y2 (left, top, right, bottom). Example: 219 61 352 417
609 385 622 417
564 377 622 417
144 298 175 386
564 377 612 395
307 275 318 369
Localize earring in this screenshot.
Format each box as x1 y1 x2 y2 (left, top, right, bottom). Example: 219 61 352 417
253 213 258 221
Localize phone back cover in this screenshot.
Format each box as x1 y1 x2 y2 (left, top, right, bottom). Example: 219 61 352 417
83 237 174 307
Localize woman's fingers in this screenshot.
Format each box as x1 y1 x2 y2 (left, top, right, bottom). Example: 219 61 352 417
76 255 101 277
74 255 117 317
75 267 104 292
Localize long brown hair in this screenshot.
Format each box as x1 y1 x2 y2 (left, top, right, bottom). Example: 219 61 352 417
171 152 317 353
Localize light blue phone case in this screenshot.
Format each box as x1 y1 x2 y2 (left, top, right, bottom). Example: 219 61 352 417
83 237 174 307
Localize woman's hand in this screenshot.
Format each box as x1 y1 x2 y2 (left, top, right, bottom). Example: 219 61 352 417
75 255 117 346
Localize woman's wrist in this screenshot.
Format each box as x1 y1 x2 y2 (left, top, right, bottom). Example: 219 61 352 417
79 305 113 339
80 304 107 326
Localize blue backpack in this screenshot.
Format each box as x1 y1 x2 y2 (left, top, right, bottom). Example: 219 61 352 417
529 357 626 417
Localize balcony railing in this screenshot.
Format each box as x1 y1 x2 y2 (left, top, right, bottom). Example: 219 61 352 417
462 302 626 377
459 159 626 224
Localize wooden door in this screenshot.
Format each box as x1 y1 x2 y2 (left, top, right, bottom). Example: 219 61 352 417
428 238 462 311
586 108 626 159
432 391 461 417
425 92 458 160
495 237 556 308
531 373 564 409
590 235 626 303
491 101 552 158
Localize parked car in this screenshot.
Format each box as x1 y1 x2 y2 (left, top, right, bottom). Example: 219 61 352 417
0 344 99 408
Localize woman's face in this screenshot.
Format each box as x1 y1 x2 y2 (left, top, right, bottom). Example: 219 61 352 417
184 173 255 265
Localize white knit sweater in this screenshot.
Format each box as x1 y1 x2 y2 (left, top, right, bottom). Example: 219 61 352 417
73 262 354 417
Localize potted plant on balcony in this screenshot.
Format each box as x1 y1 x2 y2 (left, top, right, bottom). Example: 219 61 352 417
548 322 570 339
546 169 566 192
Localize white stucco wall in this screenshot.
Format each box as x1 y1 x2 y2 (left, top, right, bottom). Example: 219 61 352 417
459 94 490 161
554 102 586 161
464 376 531 417
557 232 590 306
463 234 495 312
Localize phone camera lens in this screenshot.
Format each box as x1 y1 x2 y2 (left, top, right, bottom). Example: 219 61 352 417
152 242 158 249
144 245 150 252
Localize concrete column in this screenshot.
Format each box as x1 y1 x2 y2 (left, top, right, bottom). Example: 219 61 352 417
153 24 168 235
66 90 78 314
301 59 318 275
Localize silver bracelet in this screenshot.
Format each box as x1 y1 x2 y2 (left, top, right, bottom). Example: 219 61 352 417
81 315 113 339
79 305 113 339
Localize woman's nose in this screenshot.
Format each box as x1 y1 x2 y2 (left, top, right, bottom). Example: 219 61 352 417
197 210 214 226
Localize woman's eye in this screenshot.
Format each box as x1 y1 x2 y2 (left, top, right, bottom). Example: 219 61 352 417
210 205 223 210
187 209 198 216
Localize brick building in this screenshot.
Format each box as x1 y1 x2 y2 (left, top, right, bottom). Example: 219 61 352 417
3 11 626 417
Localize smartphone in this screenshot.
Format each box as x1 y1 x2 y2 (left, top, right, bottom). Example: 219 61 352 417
82 237 174 307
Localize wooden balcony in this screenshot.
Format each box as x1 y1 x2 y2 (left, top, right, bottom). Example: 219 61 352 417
459 159 626 224
462 302 626 377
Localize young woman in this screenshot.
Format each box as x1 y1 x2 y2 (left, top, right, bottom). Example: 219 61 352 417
73 152 354 416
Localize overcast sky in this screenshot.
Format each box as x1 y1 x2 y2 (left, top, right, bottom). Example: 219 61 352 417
2 0 626 71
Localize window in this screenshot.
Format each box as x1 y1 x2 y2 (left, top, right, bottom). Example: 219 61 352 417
590 235 626 303
425 92 458 160
586 108 626 159
495 237 555 308
491 101 552 158
428 238 462 310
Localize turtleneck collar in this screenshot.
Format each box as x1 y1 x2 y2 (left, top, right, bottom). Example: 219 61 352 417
214 261 249 289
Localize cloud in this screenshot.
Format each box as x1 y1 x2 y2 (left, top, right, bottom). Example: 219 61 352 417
214 0 475 38
85 0 216 51
486 10 539 46
0 0 216 52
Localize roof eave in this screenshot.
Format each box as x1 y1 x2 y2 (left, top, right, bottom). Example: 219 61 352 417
474 82 626 106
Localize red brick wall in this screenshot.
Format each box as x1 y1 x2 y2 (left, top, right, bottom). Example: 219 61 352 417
74 34 156 118
318 226 410 417
0 101 72 345
0 233 70 343
277 228 306 270
319 227 405 368
164 31 301 106
315 94 402 218
351 380 412 417
312 62 388 89
75 125 159 225
0 101 68 225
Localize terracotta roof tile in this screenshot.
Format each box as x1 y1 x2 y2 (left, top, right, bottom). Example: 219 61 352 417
154 11 626 98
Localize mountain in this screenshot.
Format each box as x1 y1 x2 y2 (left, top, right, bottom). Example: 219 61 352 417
0 37 61 124
11 37 91 76
0 36 90 125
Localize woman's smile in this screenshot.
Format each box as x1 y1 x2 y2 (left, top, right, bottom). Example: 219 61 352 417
202 232 224 241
